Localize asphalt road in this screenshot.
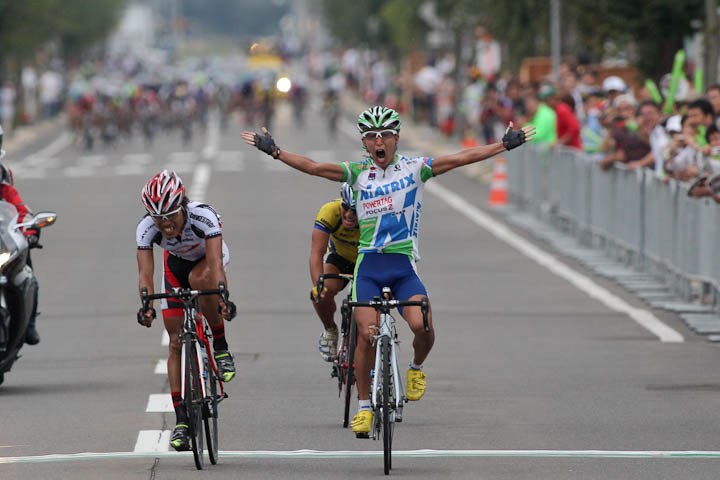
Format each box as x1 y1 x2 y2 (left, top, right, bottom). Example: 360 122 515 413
2 103 720 479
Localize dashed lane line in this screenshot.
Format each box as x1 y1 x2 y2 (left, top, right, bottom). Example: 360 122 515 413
145 394 173 413
4 449 720 464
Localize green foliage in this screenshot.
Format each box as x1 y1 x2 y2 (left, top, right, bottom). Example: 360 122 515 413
379 0 425 51
320 0 391 47
0 0 128 64
318 0 705 78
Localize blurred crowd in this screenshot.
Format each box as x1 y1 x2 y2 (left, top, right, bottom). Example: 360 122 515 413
320 42 720 203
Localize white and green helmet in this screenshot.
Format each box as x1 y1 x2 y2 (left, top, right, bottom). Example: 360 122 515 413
357 106 401 133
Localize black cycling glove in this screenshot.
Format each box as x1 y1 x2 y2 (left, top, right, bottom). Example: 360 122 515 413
502 125 527 151
137 307 156 327
253 130 280 159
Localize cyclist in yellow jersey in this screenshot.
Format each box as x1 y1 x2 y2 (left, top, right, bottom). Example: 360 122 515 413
311 183 359 361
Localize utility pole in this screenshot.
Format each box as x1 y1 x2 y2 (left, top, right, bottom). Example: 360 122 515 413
706 0 719 86
550 0 561 82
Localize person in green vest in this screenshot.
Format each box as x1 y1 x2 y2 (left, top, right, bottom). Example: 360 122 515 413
523 85 557 144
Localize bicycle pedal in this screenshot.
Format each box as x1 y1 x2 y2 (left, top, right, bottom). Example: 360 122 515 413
355 432 370 439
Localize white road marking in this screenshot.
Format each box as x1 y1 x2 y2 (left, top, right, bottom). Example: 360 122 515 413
77 155 107 167
145 394 173 413
215 151 245 171
154 360 167 374
23 132 71 165
133 430 170 453
168 152 195 164
202 110 220 161
161 330 169 346
425 181 684 343
189 163 212 202
4 449 720 464
123 153 153 165
8 167 46 178
64 166 94 177
23 156 61 168
113 165 146 176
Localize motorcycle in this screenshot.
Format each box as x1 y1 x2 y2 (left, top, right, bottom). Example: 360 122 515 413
0 201 56 385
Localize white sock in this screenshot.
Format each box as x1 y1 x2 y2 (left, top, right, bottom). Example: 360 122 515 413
409 361 423 370
358 400 371 411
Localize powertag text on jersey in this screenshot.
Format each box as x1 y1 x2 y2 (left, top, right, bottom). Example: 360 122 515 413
341 154 433 261
136 201 229 262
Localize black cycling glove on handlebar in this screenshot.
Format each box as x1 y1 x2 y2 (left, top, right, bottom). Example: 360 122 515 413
253 130 280 159
137 306 156 326
502 125 527 151
218 300 237 321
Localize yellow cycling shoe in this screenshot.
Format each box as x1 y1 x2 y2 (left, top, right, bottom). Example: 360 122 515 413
351 410 373 436
406 368 426 401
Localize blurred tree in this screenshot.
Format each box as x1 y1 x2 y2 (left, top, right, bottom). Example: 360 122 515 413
181 0 289 37
0 0 128 67
320 0 391 48
486 0 703 77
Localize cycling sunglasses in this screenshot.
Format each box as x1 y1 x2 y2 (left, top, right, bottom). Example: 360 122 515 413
150 206 182 221
361 129 397 141
341 202 356 212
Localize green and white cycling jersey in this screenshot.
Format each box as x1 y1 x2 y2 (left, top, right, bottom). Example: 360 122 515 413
341 153 434 261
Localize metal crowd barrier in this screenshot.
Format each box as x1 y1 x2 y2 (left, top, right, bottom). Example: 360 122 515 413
506 144 719 306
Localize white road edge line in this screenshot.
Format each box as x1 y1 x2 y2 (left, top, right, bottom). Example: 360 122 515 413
425 180 684 343
4 449 720 463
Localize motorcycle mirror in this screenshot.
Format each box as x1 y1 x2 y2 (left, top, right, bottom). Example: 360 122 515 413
32 212 57 229
15 212 57 230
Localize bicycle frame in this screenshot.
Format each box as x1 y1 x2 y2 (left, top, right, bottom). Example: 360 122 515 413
140 283 232 469
370 311 404 423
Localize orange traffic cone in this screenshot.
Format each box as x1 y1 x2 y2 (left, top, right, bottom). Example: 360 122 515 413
488 156 508 206
462 134 478 149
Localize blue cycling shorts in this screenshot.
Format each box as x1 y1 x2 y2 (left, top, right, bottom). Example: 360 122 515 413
353 253 427 313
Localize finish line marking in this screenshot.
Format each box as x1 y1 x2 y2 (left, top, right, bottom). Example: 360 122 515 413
3 449 720 464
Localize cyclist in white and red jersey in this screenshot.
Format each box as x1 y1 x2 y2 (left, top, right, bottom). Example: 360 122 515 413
242 106 535 435
136 169 236 451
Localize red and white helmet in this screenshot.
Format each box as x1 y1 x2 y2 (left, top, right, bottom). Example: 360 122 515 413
141 170 186 215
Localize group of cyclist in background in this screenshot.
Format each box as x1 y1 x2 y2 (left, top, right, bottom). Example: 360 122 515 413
66 68 280 151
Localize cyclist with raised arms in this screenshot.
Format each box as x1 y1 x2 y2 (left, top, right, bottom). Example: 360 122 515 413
311 183 360 362
242 107 534 435
136 169 236 451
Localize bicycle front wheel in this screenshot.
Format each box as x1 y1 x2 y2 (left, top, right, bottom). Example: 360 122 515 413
381 336 393 475
343 317 357 428
205 355 219 465
184 335 204 470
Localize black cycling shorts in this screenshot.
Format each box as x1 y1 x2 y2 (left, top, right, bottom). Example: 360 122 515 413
325 252 355 288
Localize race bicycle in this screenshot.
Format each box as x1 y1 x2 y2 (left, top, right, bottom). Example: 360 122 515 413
140 282 235 470
343 288 429 475
315 273 357 427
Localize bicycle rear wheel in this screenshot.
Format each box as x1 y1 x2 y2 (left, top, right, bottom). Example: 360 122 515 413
381 336 393 475
184 335 204 470
204 356 219 465
343 317 357 428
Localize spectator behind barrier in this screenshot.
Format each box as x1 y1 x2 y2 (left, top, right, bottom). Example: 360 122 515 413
600 94 650 170
664 114 701 181
627 101 668 172
523 87 557 145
